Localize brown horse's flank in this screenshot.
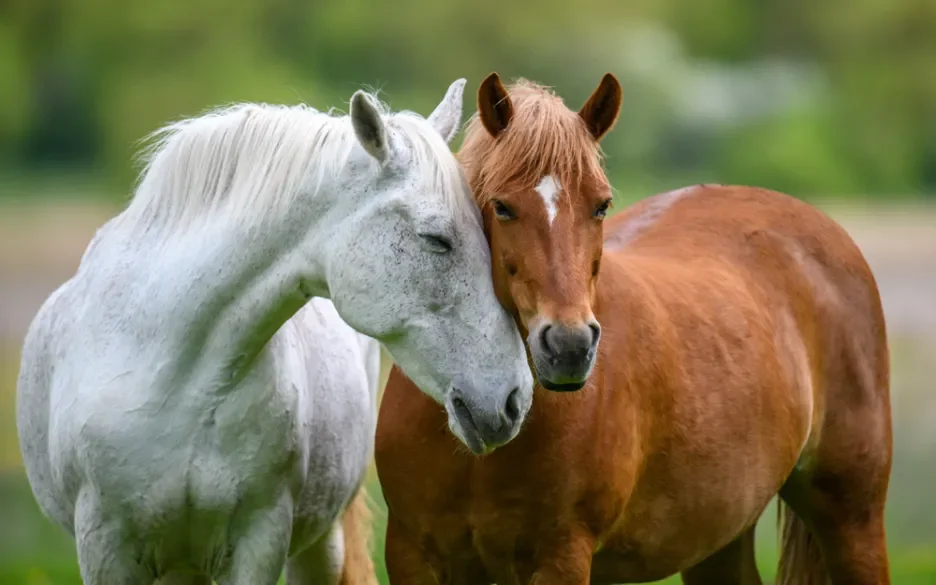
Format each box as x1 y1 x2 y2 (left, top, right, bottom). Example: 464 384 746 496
375 77 892 585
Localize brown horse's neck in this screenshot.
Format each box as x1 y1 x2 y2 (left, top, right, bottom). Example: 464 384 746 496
593 252 652 330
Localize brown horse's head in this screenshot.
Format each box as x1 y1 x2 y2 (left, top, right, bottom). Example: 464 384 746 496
459 73 621 392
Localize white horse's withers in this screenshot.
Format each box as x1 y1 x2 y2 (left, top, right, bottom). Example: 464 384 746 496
16 79 534 585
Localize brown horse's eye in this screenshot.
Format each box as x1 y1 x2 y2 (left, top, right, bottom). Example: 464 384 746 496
492 200 516 221
594 199 613 219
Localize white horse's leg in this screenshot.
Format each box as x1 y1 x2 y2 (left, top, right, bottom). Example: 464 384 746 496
74 490 151 585
285 521 345 585
216 495 293 585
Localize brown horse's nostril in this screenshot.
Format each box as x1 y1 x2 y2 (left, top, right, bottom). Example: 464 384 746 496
541 323 596 363
589 323 601 348
539 325 554 356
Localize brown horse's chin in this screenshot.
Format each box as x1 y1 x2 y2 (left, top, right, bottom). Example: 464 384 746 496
531 352 595 392
539 378 587 392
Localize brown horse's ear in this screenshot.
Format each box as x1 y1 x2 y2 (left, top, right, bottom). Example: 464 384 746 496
579 73 622 141
478 72 514 138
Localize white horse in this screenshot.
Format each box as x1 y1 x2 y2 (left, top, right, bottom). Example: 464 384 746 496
16 79 534 585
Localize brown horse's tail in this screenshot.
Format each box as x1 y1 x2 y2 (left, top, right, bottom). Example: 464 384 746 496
776 500 828 585
338 486 378 585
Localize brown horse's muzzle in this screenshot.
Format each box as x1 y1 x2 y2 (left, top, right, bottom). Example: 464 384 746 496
528 320 600 391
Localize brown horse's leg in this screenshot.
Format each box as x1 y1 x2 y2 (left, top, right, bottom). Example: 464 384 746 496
816 511 889 585
778 423 891 585
778 482 889 585
524 533 593 585
776 283 892 585
680 525 762 585
384 514 450 585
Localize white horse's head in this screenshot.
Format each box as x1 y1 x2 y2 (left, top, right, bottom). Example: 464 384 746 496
125 80 533 453
323 80 533 453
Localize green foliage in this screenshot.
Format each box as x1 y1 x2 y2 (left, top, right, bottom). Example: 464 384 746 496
0 0 934 198
715 106 862 197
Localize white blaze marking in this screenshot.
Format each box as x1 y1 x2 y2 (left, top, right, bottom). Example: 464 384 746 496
535 175 561 226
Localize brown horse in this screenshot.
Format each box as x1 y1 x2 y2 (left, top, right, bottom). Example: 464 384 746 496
375 74 893 585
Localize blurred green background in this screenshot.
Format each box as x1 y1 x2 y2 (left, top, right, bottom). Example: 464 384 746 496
1 0 935 583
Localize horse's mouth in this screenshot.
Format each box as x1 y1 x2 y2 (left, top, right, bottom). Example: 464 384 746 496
446 397 499 456
539 378 586 392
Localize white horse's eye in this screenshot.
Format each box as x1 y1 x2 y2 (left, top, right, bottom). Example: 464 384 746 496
420 233 453 254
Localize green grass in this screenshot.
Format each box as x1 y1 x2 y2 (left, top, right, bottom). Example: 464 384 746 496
3 472 936 585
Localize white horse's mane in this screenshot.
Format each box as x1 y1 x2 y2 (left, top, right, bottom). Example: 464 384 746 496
121 94 476 232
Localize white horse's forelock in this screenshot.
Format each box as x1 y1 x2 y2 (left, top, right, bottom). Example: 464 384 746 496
123 95 477 233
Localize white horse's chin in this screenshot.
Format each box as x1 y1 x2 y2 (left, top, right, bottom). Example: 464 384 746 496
446 417 490 455
444 396 505 456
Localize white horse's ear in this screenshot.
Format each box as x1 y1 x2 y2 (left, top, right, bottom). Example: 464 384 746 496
350 91 390 164
427 78 467 144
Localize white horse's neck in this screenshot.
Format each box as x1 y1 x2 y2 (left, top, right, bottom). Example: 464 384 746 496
112 171 367 391
85 105 379 391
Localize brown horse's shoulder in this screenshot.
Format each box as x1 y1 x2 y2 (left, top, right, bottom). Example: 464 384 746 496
375 368 471 510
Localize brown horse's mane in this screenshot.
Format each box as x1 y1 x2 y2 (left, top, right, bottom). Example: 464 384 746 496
458 79 610 204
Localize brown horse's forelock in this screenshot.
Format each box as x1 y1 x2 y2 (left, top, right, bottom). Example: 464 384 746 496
458 79 610 204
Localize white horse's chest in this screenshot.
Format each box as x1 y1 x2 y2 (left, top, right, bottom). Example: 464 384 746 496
51 351 286 521
37 276 375 569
